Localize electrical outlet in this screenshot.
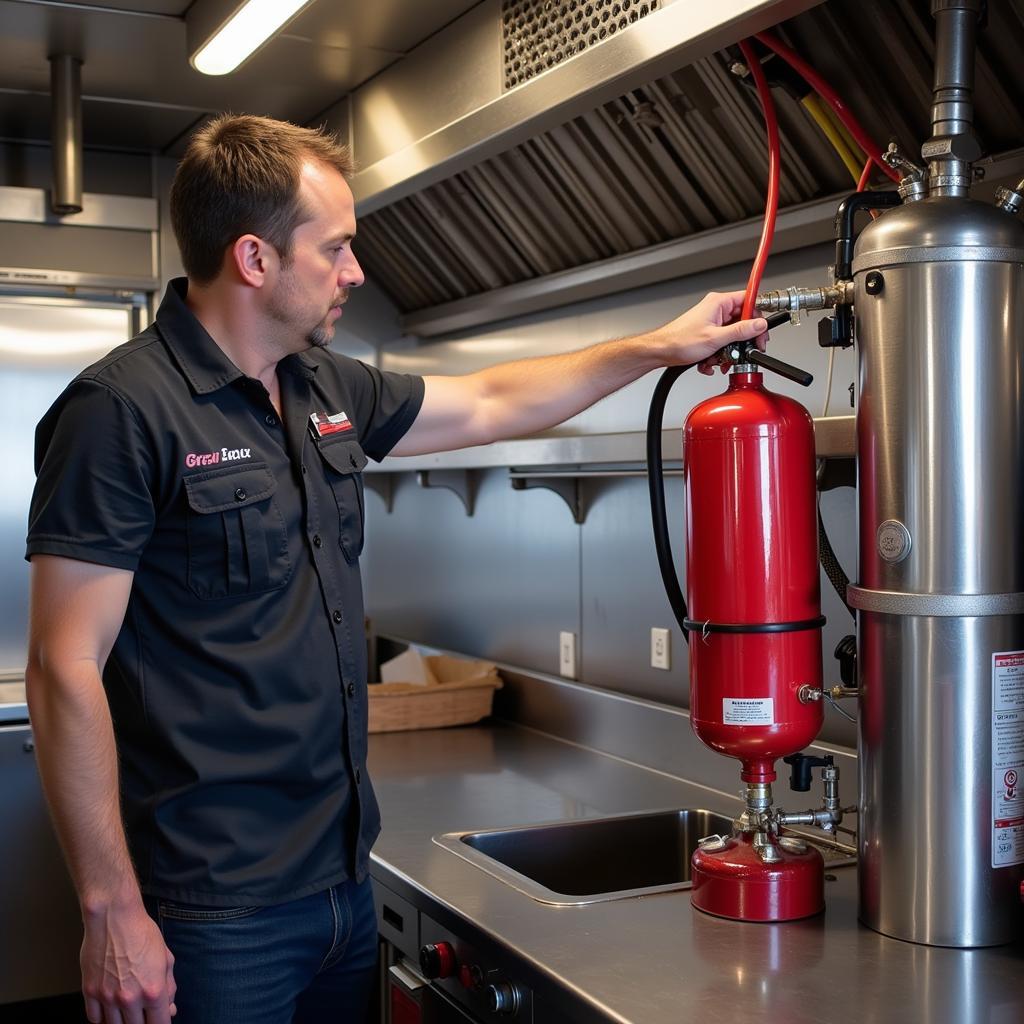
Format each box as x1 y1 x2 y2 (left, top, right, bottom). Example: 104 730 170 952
559 631 576 679
651 627 671 670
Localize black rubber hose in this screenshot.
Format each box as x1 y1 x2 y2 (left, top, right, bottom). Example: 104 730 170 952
647 364 695 643
818 505 854 619
833 189 902 279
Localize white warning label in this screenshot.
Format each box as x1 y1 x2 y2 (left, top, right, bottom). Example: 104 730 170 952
723 697 775 726
992 651 1024 869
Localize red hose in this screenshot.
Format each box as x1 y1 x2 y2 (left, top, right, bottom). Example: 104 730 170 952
857 156 881 219
755 30 900 183
737 39 781 321
857 156 873 192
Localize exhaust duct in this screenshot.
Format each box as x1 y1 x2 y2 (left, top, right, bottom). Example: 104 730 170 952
49 54 83 216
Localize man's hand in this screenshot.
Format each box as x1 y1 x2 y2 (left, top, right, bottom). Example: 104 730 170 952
81 899 176 1023
650 290 768 375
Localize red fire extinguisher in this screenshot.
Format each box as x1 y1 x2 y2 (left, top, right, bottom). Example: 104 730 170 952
684 366 824 787
647 338 828 922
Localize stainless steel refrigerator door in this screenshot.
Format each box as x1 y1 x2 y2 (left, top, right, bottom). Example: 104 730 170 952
0 294 137 674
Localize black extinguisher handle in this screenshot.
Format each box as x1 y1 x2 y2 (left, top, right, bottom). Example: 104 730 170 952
729 314 813 387
745 348 814 387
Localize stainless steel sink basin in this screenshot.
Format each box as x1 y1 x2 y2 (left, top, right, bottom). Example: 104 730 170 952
433 808 734 906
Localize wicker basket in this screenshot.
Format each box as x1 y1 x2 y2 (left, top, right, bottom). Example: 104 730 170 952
368 655 502 733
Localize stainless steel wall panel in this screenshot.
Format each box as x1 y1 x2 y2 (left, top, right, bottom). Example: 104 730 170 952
363 469 581 677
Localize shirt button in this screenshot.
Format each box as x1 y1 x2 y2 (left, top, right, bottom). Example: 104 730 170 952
332 609 343 624
301 464 307 474
265 414 277 427
312 534 322 548
234 488 246 501
347 682 355 698
355 767 362 785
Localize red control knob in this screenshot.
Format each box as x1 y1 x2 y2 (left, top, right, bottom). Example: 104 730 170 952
459 963 483 990
419 942 456 980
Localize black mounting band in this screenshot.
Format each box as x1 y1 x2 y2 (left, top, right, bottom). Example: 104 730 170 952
682 616 826 635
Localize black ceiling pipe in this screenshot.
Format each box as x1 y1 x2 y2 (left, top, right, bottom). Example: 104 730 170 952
50 54 83 215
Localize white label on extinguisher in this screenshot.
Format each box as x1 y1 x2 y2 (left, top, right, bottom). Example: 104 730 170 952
992 651 1024 869
722 698 775 726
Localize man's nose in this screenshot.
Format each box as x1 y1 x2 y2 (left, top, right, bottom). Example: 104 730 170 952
340 252 364 289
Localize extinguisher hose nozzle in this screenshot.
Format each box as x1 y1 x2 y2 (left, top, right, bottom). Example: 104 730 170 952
647 363 695 643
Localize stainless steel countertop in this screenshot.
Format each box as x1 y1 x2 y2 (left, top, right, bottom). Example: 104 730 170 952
368 722 1023 1024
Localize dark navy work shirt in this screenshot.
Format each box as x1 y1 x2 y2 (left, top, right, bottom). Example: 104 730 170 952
26 278 424 907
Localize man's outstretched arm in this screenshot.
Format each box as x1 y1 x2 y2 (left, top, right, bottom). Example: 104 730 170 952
26 555 176 1024
390 291 767 457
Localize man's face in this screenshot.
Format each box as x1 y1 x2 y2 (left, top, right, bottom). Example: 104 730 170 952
267 160 364 350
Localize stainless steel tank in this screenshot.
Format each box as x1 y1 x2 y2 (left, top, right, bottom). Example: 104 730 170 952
850 196 1024 946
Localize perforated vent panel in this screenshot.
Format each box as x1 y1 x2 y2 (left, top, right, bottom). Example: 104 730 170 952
502 0 661 90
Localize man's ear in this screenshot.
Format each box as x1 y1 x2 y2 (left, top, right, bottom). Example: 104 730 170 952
230 234 277 287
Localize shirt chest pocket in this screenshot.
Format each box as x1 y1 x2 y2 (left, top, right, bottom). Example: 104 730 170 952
184 463 292 600
316 438 368 564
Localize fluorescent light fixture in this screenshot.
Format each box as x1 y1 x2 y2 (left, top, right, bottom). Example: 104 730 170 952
188 0 315 76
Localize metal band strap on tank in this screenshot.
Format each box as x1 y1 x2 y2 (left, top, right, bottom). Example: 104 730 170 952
851 245 1024 273
847 586 1024 616
682 616 826 635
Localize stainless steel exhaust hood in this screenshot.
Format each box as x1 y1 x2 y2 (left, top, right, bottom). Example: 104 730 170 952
320 0 1024 336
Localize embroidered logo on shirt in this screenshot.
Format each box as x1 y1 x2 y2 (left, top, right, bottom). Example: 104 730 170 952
184 447 253 468
309 410 353 438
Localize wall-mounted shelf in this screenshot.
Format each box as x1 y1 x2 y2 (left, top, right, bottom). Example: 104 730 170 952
365 416 855 522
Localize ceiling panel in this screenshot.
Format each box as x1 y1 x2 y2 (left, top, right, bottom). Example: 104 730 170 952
73 1 191 12
285 0 482 55
0 0 484 153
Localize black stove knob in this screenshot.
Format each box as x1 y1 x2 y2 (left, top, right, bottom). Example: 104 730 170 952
486 981 521 1016
419 941 456 980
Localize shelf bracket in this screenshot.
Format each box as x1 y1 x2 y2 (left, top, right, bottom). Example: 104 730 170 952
509 473 585 524
363 473 395 513
417 469 476 516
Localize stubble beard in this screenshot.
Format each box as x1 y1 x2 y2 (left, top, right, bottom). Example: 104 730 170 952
308 289 348 349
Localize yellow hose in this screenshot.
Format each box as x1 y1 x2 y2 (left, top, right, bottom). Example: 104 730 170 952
801 93 862 182
824 102 866 170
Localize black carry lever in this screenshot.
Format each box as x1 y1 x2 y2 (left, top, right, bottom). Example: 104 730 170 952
724 312 814 387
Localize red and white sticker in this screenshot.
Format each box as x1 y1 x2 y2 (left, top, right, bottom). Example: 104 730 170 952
723 697 775 726
309 410 354 438
992 651 1024 868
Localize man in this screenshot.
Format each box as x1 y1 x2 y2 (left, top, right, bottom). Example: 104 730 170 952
24 114 767 1024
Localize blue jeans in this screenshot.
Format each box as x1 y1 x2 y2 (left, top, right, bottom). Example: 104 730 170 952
145 878 378 1023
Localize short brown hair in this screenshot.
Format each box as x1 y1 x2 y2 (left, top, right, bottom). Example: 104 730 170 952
169 114 354 284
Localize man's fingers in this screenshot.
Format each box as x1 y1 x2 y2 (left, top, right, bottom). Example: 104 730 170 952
104 1005 126 1024
122 999 147 1024
84 995 103 1023
719 316 768 343
165 956 177 1018
142 994 173 1024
